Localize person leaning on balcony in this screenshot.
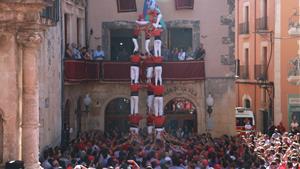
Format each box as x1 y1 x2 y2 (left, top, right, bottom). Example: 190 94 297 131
93 45 105 60
81 47 92 60
71 43 81 59
65 43 73 59
177 48 186 61
194 43 206 60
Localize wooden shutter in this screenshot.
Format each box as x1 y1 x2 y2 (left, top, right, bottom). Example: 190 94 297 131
175 0 194 10
117 0 137 12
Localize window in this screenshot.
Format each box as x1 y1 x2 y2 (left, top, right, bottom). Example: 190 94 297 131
64 14 69 45
168 28 192 54
77 18 82 46
117 0 137 13
262 46 268 78
41 0 60 22
244 99 251 109
243 48 249 79
110 29 134 61
175 0 194 10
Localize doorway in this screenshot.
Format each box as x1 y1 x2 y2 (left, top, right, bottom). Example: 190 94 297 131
105 98 130 134
110 29 134 61
164 97 197 137
168 28 192 51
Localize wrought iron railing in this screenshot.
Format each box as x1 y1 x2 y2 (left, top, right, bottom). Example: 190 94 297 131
239 22 249 34
41 0 60 23
239 65 249 79
255 64 268 80
256 17 268 30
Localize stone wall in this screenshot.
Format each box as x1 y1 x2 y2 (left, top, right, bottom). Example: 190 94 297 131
0 31 20 165
205 78 236 137
64 79 236 137
39 24 62 149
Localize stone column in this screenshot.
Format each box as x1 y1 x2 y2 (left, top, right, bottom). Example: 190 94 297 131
17 31 42 169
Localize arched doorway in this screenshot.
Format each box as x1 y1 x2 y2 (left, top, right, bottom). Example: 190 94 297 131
164 97 197 136
105 98 130 133
0 111 3 163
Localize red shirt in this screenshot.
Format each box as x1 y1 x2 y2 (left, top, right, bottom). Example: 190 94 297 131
147 83 155 92
152 28 163 37
153 85 164 95
144 56 154 67
131 54 141 63
130 84 140 92
132 27 140 37
153 56 163 64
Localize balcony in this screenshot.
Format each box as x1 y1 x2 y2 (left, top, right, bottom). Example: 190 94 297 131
239 22 249 34
64 60 205 82
255 64 268 80
256 17 268 31
239 65 249 79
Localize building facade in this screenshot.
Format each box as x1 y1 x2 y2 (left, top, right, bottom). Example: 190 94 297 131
64 0 236 138
0 0 63 167
235 0 300 132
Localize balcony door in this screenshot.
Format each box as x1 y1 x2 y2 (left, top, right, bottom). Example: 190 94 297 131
164 97 197 136
110 29 134 61
168 28 192 52
105 98 130 134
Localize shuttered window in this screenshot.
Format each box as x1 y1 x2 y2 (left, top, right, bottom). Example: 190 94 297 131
117 0 137 12
175 0 194 10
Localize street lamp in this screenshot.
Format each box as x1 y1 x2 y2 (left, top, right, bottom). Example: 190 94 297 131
206 93 214 117
83 94 92 113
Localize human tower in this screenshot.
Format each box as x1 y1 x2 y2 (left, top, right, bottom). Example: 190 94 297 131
128 0 165 136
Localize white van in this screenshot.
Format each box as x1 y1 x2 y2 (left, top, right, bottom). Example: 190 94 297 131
235 107 256 135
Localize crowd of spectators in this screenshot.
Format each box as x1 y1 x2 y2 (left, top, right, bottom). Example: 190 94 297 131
65 43 105 61
65 43 206 62
161 44 206 62
40 126 300 169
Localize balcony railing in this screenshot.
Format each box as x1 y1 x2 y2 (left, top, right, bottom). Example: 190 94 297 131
256 17 268 31
64 60 205 82
255 64 268 80
239 65 249 79
239 22 249 34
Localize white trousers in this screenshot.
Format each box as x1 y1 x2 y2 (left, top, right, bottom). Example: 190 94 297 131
130 96 139 115
154 66 162 86
147 126 154 134
130 127 139 134
146 67 154 79
132 38 139 52
130 66 139 84
145 39 150 54
155 127 164 139
147 95 154 113
154 39 162 56
154 96 163 116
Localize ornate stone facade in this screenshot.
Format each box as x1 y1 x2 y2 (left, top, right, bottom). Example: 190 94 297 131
0 1 63 167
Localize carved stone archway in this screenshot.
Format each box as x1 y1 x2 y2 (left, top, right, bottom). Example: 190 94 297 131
164 90 205 134
164 97 197 135
104 97 130 133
